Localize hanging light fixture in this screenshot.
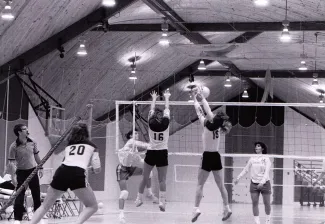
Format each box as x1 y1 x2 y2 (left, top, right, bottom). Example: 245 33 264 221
319 94 324 104
198 60 206 70
254 0 269 7
76 40 88 57
1 0 14 21
298 37 308 71
129 53 137 80
280 0 291 42
159 18 169 46
159 35 170 46
224 72 232 87
242 89 249 98
130 63 136 74
102 0 116 7
312 73 319 86
313 34 319 86
298 61 307 71
298 42 308 71
129 72 137 80
318 94 325 108
161 18 168 36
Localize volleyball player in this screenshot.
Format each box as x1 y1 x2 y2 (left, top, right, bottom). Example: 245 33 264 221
135 89 171 212
29 123 101 224
117 128 158 223
234 142 271 224
190 88 232 222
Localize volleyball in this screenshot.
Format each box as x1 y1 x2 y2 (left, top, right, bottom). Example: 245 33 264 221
98 202 104 208
201 86 210 98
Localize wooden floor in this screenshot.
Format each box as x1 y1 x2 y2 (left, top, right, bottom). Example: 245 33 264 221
1 201 325 224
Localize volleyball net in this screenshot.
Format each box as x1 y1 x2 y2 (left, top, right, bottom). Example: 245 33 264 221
116 100 325 204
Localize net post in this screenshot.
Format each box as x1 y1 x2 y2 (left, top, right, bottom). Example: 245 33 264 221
79 103 93 213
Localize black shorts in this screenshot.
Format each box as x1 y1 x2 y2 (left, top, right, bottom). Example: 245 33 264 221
201 151 223 172
250 181 272 194
50 164 88 191
116 164 142 181
144 149 168 167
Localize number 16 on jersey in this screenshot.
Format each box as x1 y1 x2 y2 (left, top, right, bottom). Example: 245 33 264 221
153 133 164 141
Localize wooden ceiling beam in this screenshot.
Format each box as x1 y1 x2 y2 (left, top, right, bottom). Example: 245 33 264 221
195 70 325 78
96 1 262 121
0 0 137 81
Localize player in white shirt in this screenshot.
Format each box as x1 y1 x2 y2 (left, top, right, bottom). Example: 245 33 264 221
190 89 232 222
234 142 272 224
135 89 171 211
29 123 101 224
116 128 158 224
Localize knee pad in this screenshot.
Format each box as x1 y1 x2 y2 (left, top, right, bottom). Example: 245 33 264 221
119 190 129 200
149 171 153 178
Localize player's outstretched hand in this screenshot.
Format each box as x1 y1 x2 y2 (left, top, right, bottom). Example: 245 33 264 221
164 88 171 99
151 91 158 100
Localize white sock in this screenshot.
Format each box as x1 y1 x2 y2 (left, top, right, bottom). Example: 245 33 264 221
224 205 231 212
193 206 199 212
266 214 271 221
159 191 166 203
147 188 153 196
137 192 143 200
119 209 124 215
254 216 260 224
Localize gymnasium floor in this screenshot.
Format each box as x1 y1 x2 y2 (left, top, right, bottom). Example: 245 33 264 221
1 201 323 224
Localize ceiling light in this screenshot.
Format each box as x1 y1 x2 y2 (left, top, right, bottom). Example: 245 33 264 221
129 74 137 80
161 19 168 33
130 63 136 74
280 27 291 42
298 61 307 71
319 94 324 107
159 35 169 46
254 0 269 7
102 0 116 7
1 1 14 21
198 60 206 70
76 41 87 56
312 73 319 86
280 1 290 43
242 90 249 98
224 72 232 87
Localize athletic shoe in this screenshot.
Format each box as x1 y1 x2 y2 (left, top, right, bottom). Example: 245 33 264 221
191 208 201 222
13 221 21 224
158 202 166 212
135 198 143 207
222 209 232 221
265 219 271 224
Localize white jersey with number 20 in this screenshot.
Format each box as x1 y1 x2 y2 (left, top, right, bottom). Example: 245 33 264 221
62 143 95 170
